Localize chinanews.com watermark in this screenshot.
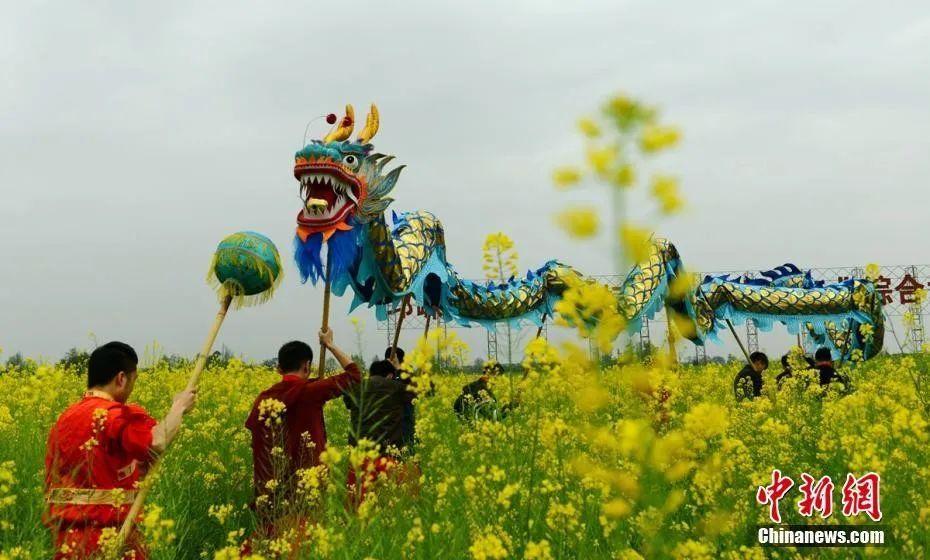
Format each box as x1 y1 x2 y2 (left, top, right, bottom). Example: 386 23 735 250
756 525 887 546
751 470 889 548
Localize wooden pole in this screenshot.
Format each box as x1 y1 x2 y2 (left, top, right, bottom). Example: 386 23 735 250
665 305 678 366
725 318 752 364
695 285 751 365
317 253 332 378
114 294 232 556
424 313 431 338
390 294 412 361
535 314 547 339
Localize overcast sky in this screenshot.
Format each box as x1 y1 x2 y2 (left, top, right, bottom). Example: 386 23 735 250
3 1 929 363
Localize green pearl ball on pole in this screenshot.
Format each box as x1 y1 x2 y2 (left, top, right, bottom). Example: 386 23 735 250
209 231 284 308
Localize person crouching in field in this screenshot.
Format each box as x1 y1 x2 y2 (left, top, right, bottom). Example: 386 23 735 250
453 361 514 421
44 341 197 560
245 328 360 527
343 359 419 507
813 347 849 390
733 351 769 401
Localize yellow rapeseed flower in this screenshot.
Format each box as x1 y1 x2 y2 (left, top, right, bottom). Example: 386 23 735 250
640 125 681 153
555 207 600 238
469 531 508 560
552 166 582 188
650 174 684 214
619 224 652 263
586 145 618 176
602 498 632 518
611 164 636 189
914 288 927 305
523 540 554 560
577 118 601 138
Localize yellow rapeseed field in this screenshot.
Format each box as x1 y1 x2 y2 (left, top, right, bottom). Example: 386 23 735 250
0 334 928 559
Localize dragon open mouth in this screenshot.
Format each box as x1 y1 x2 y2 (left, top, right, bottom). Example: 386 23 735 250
295 165 361 230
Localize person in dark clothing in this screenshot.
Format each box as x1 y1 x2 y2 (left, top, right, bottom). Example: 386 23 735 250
776 352 816 390
813 347 848 389
343 360 415 455
775 354 793 389
343 359 419 507
733 351 769 401
454 361 511 420
385 346 406 365
385 346 417 449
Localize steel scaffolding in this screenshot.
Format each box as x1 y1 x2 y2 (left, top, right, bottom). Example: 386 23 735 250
486 330 499 362
694 343 707 365
908 266 925 351
639 315 651 354
746 319 759 353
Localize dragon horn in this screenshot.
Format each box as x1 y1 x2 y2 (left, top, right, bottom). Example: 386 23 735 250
356 104 380 144
323 104 355 143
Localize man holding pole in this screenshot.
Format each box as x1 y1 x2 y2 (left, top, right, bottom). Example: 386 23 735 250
245 327 360 523
732 351 769 401
44 341 197 559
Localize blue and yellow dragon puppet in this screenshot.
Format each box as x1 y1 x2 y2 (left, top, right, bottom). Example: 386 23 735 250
292 104 884 359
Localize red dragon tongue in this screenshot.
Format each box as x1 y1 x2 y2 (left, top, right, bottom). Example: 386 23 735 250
309 184 337 206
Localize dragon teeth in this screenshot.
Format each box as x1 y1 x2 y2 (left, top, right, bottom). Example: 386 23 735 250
299 172 358 214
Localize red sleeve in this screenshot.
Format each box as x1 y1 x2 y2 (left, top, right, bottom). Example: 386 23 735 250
304 363 362 402
105 404 157 462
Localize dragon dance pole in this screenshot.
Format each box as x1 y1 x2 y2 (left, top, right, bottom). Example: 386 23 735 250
665 305 678 366
113 232 281 558
696 284 751 365
424 313 431 338
317 251 332 377
114 295 231 553
725 318 752 364
536 314 547 339
390 294 412 361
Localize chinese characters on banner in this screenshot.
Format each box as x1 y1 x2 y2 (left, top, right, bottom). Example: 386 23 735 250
837 272 924 306
756 470 882 523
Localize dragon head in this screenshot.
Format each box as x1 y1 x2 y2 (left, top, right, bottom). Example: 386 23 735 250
294 104 403 241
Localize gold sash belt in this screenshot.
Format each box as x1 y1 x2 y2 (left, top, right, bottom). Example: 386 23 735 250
46 488 138 506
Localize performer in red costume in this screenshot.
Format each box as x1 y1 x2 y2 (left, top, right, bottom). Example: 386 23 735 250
44 341 197 559
245 327 361 524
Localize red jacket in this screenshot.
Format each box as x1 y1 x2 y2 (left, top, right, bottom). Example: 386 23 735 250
45 392 156 527
245 364 361 498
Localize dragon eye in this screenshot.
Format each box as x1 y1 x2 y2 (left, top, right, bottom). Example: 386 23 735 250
342 154 359 169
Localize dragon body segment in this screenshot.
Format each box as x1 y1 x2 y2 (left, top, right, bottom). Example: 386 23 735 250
291 105 884 359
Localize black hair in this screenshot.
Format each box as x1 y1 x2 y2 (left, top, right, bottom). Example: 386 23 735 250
749 351 769 367
385 347 405 363
781 354 790 368
483 361 505 376
370 360 397 377
278 341 313 373
87 341 138 388
814 347 833 362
